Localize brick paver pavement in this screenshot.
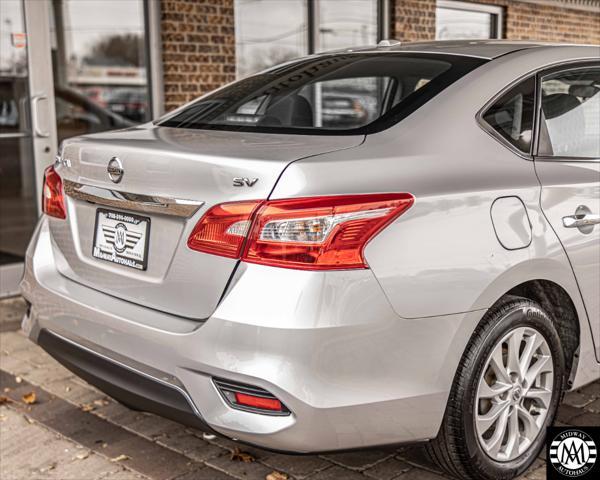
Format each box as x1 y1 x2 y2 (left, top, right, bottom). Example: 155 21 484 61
1 296 599 480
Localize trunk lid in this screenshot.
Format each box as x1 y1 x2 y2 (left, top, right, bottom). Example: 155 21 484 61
52 125 363 319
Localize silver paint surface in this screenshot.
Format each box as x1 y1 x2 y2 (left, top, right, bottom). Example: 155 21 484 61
21 42 600 452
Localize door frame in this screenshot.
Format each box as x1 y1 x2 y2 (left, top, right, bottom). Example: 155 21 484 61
0 0 56 298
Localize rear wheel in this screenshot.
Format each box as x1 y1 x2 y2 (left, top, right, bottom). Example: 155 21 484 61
428 296 565 480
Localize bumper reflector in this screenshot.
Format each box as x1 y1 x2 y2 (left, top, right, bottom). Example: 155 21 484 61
213 378 290 416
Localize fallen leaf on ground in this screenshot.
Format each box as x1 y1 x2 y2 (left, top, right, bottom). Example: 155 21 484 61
266 472 288 480
0 396 11 405
15 376 22 384
230 447 255 463
75 451 90 460
80 403 95 412
22 392 36 405
110 454 130 462
40 463 56 473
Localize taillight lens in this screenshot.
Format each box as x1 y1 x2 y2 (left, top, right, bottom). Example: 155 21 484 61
188 193 414 270
187 201 262 258
42 165 66 219
243 194 414 270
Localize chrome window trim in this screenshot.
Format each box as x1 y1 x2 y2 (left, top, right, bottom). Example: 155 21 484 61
476 58 599 161
63 180 204 218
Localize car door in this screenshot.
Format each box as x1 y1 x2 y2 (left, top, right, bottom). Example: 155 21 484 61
534 63 600 360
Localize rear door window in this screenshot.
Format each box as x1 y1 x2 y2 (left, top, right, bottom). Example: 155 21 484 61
538 67 600 159
159 53 486 135
481 77 536 154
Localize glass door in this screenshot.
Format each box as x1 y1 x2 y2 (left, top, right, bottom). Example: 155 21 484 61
0 0 47 297
0 0 153 297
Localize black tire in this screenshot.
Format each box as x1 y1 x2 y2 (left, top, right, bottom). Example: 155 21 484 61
427 296 566 480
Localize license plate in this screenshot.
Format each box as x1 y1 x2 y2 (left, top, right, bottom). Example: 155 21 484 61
92 209 150 270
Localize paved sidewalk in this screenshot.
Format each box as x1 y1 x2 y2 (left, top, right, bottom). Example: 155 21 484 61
1 296 599 480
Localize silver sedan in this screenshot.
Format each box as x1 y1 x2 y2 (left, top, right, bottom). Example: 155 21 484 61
22 40 600 480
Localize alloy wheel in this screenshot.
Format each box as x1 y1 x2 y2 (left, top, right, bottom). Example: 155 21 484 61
475 326 554 462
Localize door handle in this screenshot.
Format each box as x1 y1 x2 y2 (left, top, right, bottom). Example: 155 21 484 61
563 214 600 228
31 94 49 138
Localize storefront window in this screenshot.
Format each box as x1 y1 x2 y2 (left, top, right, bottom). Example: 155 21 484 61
235 0 381 78
316 0 378 52
50 0 150 143
235 0 308 78
436 0 503 40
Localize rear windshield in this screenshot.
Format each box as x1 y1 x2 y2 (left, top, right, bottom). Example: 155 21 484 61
159 53 486 135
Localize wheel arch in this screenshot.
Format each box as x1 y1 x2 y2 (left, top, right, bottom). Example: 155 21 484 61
503 279 580 388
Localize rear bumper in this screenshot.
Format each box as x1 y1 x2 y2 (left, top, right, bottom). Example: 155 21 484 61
21 217 485 452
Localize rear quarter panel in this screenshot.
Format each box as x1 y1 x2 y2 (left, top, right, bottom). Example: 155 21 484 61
271 47 598 385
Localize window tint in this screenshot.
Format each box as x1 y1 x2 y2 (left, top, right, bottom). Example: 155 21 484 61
539 68 600 158
159 53 486 135
482 77 535 154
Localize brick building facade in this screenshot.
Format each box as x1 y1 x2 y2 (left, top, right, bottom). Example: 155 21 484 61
159 0 599 112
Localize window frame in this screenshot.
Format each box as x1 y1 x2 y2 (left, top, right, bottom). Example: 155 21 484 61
436 0 504 40
477 59 600 162
534 62 600 163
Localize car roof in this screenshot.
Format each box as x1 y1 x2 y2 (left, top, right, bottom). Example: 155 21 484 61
321 40 598 60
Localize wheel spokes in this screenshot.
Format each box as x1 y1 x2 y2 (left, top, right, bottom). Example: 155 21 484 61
524 355 552 388
489 345 511 383
525 387 552 409
478 379 511 399
477 401 510 434
482 405 511 457
519 333 543 380
505 406 521 459
507 329 524 378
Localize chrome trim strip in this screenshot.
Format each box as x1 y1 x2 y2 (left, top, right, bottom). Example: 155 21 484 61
44 329 204 419
63 180 204 218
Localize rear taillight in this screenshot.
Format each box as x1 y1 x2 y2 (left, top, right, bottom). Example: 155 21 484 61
187 201 262 258
244 194 414 270
187 193 414 270
42 165 66 219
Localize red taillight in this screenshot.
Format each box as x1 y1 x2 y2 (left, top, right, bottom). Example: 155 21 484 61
42 165 66 219
234 392 284 411
188 193 414 270
187 201 262 258
244 193 414 270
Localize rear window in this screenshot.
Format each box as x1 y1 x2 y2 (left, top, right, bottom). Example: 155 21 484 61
159 53 486 135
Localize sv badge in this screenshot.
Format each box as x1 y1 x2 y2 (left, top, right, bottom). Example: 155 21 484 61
233 177 258 187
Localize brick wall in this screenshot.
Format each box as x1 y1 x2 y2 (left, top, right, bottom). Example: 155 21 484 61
389 0 600 44
477 0 600 44
160 0 236 112
391 0 437 41
158 0 599 112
